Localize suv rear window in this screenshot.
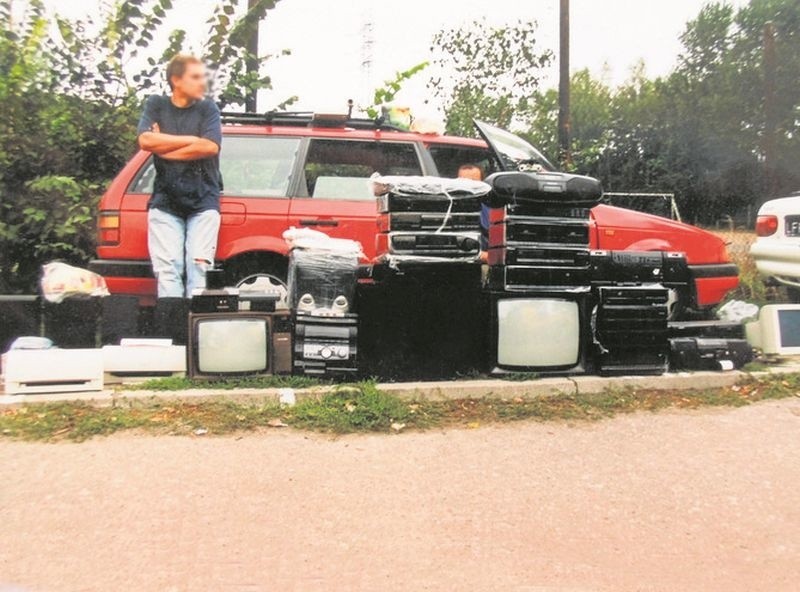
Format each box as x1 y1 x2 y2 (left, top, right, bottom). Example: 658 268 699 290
428 144 499 181
300 139 422 200
128 136 302 198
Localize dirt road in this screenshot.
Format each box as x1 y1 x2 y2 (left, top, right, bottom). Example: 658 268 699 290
1 398 799 592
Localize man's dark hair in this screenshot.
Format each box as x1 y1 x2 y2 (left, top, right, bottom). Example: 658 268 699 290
166 54 202 90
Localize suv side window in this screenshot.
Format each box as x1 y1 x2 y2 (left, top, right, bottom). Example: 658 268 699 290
127 136 302 198
427 144 499 180
300 139 422 200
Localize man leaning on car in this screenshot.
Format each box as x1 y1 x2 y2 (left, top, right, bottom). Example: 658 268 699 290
136 54 222 341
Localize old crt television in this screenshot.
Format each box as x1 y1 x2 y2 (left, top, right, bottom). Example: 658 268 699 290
188 312 292 379
489 289 593 375
745 304 800 355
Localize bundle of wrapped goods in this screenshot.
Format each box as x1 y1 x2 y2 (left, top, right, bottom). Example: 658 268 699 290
371 175 490 264
283 227 363 378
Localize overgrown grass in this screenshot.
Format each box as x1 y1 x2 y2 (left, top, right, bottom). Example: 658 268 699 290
2 373 799 442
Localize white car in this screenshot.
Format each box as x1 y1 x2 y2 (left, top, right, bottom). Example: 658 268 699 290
751 193 800 295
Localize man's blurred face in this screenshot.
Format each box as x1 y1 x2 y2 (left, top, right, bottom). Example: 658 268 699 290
171 62 207 101
458 166 483 181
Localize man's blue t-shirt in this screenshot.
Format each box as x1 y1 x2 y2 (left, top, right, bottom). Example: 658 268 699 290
136 95 222 217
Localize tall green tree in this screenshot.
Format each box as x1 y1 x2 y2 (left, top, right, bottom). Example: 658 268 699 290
429 20 552 137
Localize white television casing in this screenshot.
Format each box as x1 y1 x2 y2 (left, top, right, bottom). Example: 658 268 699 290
746 304 800 355
2 349 104 395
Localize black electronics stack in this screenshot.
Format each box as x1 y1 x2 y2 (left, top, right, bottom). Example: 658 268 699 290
360 178 492 380
288 248 360 378
484 171 601 376
483 171 692 377
375 181 483 261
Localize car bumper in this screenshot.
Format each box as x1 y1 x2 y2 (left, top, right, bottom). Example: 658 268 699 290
688 263 739 307
89 259 156 304
750 240 800 285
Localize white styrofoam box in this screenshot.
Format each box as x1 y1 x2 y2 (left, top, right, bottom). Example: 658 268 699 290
102 344 186 375
2 349 104 395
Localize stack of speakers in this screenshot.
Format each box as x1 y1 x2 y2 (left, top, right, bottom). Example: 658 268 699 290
375 178 487 261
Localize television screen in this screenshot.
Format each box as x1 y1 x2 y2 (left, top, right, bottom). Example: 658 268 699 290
197 318 269 374
497 298 580 368
777 309 800 347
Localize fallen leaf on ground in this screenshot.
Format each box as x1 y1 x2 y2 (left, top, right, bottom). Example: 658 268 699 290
467 421 480 429
193 428 208 436
267 419 288 428
391 422 406 432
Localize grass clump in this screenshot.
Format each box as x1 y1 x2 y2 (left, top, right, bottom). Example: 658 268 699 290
291 382 412 433
127 374 322 391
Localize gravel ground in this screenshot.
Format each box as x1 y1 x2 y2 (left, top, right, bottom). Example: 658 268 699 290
1 398 800 592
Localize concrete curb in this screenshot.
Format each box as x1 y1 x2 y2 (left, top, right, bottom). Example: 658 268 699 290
2 362 799 407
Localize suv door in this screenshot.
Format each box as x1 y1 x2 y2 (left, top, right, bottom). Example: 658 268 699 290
288 138 424 258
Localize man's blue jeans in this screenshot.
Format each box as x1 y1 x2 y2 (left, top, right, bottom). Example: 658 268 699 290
147 207 221 298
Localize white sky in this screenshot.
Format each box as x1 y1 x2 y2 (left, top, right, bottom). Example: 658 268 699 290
40 0 750 118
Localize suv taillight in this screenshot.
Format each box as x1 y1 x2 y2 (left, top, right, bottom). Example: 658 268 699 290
98 211 120 245
756 215 778 237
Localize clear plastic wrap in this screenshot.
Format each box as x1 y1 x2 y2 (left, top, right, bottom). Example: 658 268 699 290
283 228 363 316
370 175 491 198
40 261 109 303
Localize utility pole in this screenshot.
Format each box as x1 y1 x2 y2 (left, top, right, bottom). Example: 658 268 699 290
558 0 572 169
245 0 260 113
762 21 777 199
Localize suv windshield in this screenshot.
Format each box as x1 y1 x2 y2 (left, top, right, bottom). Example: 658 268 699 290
474 120 555 172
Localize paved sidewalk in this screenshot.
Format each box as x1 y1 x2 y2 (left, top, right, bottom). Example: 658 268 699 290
3 362 800 407
1 397 799 591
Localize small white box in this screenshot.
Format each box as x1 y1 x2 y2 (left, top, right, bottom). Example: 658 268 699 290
2 349 104 395
102 344 186 376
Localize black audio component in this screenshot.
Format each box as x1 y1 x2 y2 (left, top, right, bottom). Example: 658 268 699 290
377 192 482 214
378 211 481 232
588 250 691 288
381 231 482 258
293 314 359 377
668 338 754 371
190 289 239 313
483 171 603 208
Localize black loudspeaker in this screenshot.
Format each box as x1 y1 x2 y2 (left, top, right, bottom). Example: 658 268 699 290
154 298 189 345
42 297 102 348
484 171 603 208
358 265 488 380
0 295 41 352
594 286 669 376
101 295 141 345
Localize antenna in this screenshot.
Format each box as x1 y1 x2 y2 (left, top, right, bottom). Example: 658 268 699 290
360 7 375 104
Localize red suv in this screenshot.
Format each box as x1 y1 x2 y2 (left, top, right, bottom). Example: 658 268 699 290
90 114 738 313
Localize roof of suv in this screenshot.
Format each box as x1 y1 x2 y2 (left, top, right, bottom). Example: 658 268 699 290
219 111 488 147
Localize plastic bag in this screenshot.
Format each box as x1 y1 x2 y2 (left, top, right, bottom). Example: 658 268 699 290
370 175 491 198
717 300 759 323
40 262 110 303
283 228 363 316
282 227 364 258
